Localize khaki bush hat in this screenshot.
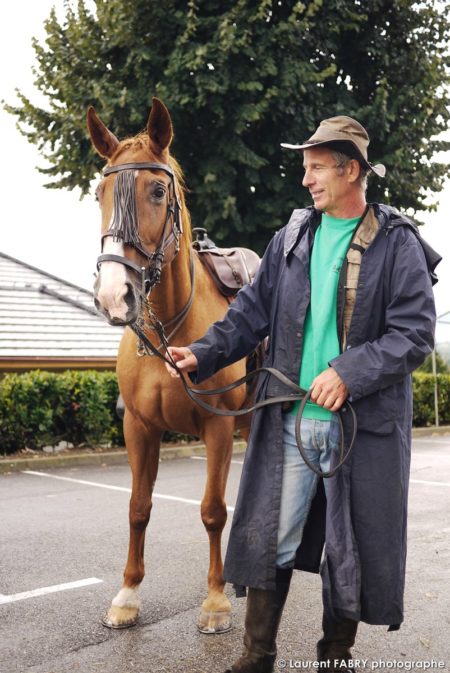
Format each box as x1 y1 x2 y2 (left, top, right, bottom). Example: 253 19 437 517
281 115 386 178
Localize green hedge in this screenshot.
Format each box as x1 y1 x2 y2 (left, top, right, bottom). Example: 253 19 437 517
1 371 449 455
0 370 123 454
412 373 450 427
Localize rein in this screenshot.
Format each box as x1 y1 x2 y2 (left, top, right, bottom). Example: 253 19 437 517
136 251 196 356
130 320 357 479
96 159 194 352
96 160 357 477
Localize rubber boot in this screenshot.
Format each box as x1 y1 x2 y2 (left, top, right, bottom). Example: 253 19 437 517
224 567 293 673
316 612 358 672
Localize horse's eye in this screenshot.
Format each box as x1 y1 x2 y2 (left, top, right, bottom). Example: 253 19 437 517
153 186 165 199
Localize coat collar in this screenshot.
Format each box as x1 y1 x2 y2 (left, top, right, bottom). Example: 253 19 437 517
282 203 415 258
283 207 318 257
284 203 392 259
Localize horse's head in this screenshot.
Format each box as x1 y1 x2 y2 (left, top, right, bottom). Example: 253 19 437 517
87 98 185 325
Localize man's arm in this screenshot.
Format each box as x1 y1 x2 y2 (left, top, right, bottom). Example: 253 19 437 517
166 230 283 382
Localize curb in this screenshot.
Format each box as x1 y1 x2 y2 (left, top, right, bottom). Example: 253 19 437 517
0 441 248 475
409 425 450 437
1 428 449 476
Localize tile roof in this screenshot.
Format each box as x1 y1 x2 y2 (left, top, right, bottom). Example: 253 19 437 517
0 251 123 362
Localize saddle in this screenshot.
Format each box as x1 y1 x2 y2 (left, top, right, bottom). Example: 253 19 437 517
192 228 260 298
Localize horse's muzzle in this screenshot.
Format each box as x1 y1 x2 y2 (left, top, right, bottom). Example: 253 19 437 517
94 280 140 326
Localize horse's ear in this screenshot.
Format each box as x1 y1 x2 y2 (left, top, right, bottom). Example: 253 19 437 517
147 97 173 154
86 106 119 159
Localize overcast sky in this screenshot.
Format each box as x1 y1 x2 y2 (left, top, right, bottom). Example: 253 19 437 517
1 0 449 342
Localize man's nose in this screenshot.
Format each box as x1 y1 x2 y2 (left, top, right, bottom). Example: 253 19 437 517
302 169 313 187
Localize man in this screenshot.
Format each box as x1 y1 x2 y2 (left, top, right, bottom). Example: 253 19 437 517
166 117 439 673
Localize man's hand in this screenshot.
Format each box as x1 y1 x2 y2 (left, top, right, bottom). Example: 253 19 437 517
310 367 348 412
165 346 198 378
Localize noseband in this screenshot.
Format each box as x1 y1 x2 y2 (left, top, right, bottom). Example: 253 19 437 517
96 161 183 293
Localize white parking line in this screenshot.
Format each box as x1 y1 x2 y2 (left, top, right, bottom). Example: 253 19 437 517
190 456 244 465
22 470 235 511
410 479 450 487
23 470 130 492
0 578 103 605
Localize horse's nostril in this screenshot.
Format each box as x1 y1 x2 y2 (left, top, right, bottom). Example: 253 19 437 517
124 282 136 309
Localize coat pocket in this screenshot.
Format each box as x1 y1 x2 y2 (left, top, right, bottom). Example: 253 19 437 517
354 387 396 436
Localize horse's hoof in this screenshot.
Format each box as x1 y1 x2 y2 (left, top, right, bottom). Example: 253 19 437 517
197 609 232 634
101 605 139 629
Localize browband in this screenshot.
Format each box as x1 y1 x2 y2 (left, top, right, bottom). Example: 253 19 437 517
103 162 175 177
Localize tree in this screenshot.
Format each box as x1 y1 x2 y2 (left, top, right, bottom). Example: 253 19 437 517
417 351 450 374
5 0 450 251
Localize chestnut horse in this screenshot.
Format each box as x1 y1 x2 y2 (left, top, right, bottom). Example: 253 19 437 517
87 98 253 633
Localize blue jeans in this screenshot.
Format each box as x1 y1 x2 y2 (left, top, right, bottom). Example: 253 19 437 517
276 412 340 568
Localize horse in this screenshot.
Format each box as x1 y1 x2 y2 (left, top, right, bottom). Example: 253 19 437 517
87 97 254 633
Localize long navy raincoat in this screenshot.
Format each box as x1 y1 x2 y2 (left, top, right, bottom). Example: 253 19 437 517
189 204 437 627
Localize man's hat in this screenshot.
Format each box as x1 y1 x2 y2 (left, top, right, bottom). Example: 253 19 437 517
281 115 386 178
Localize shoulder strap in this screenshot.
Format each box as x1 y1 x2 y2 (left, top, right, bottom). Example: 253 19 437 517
342 206 380 349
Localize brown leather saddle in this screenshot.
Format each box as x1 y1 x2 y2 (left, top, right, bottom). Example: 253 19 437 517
192 228 260 298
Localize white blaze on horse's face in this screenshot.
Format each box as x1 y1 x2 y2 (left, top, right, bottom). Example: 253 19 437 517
88 99 178 327
95 237 131 323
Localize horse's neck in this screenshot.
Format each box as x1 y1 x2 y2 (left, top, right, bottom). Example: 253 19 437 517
147 241 193 323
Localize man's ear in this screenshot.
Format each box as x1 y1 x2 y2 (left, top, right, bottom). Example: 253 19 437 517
347 158 362 183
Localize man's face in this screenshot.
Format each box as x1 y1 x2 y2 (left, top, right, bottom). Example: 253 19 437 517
302 147 359 217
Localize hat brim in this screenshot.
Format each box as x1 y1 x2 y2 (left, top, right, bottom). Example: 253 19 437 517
280 140 386 178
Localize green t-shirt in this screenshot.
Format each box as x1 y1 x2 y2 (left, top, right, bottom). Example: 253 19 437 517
292 213 361 420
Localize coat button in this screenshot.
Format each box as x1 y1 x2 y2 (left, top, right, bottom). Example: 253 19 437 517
296 331 302 338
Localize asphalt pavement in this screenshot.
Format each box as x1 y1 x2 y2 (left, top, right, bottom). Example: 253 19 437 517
0 433 449 673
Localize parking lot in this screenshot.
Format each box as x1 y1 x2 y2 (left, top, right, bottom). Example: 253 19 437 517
1 434 449 673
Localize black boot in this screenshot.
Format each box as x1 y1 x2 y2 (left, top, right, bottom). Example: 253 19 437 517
316 612 358 672
224 567 293 673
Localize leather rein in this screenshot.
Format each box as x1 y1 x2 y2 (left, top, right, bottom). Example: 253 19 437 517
131 319 357 479
96 160 357 478
96 161 195 350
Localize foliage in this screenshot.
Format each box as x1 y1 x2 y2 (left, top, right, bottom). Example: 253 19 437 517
4 0 450 252
0 370 123 454
412 373 450 427
0 370 448 455
416 351 450 374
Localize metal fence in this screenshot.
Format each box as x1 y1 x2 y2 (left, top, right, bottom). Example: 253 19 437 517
432 310 450 426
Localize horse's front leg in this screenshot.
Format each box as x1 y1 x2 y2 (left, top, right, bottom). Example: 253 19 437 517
197 415 234 634
102 412 161 629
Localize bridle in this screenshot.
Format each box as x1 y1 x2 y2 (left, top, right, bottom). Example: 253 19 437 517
95 160 357 478
96 160 195 351
96 161 183 294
